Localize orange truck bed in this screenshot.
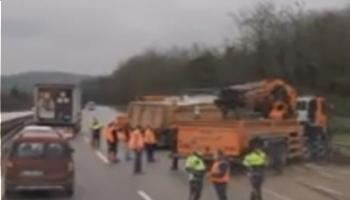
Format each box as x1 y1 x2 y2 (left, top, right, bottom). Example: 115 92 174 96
174 119 304 159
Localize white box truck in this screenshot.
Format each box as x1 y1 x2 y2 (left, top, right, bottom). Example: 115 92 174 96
33 83 82 138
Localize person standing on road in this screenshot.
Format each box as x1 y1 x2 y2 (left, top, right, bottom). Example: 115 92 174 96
90 118 103 149
117 126 131 161
243 138 267 200
144 125 156 163
185 149 206 200
128 126 145 174
104 122 118 163
209 150 230 200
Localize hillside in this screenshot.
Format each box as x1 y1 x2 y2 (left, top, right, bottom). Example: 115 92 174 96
1 71 92 92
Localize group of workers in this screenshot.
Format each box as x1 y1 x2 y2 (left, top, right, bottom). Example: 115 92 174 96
90 117 267 200
186 137 267 200
90 117 157 174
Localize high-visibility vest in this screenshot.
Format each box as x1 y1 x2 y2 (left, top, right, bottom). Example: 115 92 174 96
91 122 103 130
128 130 144 150
243 150 267 167
118 130 126 141
144 128 156 144
209 160 230 183
185 154 205 171
104 126 115 143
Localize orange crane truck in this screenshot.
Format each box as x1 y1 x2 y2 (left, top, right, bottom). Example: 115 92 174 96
170 78 305 170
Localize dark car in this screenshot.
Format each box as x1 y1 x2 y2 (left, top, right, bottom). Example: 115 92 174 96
4 126 75 197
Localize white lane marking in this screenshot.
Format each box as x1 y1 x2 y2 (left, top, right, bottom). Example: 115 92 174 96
264 189 295 200
83 136 110 164
95 150 110 164
138 190 153 200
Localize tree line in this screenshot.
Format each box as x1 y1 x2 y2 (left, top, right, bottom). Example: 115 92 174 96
1 87 32 112
82 2 350 105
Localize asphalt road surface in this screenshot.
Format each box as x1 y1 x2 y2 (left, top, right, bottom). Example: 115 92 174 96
4 106 350 200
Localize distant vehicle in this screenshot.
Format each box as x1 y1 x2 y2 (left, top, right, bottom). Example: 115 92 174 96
33 83 82 138
86 101 96 111
4 127 75 196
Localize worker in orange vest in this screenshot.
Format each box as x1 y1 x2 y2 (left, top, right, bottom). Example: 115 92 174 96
209 150 230 200
144 125 156 163
104 122 118 163
128 126 145 174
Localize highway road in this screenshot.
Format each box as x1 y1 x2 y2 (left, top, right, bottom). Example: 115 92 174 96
4 106 350 200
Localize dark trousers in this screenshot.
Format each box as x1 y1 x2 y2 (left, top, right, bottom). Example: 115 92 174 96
107 142 118 161
92 133 100 149
250 175 263 200
145 144 155 162
213 182 227 200
133 150 143 173
189 180 203 200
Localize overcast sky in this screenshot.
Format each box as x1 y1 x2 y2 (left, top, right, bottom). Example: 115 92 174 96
2 0 349 75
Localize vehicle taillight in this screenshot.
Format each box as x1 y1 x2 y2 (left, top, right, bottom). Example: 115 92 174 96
67 162 74 172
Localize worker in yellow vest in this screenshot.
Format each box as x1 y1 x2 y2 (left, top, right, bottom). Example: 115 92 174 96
144 125 156 163
185 148 206 200
90 118 103 149
209 150 230 200
128 126 145 174
243 137 267 200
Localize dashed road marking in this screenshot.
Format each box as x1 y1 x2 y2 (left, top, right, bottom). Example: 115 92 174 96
83 136 110 164
264 189 295 200
138 190 153 200
96 150 110 164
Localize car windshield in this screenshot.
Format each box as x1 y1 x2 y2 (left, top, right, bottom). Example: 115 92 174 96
14 141 66 158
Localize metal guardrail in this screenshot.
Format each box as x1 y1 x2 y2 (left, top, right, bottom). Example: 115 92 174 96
1 114 33 146
1 114 33 198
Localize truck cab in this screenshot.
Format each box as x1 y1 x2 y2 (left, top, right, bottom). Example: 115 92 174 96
296 96 327 130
